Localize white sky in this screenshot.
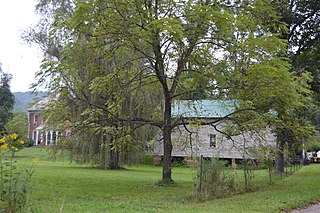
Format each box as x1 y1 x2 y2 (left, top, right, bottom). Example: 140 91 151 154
0 0 42 92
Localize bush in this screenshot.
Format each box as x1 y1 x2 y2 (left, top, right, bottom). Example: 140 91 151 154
0 133 26 157
0 134 37 212
241 159 256 192
172 157 187 167
142 153 154 165
194 158 238 199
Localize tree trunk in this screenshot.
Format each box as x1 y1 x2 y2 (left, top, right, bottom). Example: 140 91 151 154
162 97 173 182
108 137 120 169
275 139 285 174
162 125 173 182
109 148 120 169
275 110 286 174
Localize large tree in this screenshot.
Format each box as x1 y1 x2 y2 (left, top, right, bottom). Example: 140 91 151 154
40 39 160 168
0 64 15 133
33 0 313 183
25 0 160 169
271 0 320 172
277 0 320 95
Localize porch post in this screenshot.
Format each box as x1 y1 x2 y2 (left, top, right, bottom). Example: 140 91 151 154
45 131 48 146
56 131 59 145
50 131 53 145
40 131 44 144
35 130 39 146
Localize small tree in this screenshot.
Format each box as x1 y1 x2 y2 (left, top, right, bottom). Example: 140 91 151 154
5 112 28 143
0 65 15 132
195 158 237 199
256 145 276 184
242 158 256 191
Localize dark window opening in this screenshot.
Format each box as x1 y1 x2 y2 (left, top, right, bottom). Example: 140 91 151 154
33 131 37 140
210 134 216 147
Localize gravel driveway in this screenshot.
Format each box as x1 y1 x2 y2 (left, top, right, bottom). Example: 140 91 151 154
290 203 320 213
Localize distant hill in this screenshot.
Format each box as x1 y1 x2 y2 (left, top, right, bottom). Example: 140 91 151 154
13 91 47 112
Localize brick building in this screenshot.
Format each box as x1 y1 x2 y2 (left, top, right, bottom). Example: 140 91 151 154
27 98 63 146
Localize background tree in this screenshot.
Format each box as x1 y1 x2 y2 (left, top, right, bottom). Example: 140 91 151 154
42 43 160 169
305 134 320 152
271 0 320 173
22 0 74 61
26 1 160 169
4 112 28 142
279 0 320 104
0 63 15 133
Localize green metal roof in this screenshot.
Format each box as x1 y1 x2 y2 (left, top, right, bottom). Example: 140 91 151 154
172 100 236 118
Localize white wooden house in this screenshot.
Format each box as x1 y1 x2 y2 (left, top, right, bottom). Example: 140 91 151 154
154 100 276 163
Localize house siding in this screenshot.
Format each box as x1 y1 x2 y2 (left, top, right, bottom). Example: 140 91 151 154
154 121 276 160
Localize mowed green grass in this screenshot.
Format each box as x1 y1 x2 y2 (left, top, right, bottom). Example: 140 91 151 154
12 148 320 212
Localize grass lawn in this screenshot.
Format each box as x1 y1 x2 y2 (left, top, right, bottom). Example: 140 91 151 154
6 148 320 212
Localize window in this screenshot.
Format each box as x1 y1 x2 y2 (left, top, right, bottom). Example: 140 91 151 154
34 114 38 124
210 134 216 147
33 131 37 140
47 132 51 143
53 131 57 143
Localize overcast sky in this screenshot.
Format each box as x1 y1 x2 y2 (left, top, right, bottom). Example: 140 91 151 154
0 0 41 92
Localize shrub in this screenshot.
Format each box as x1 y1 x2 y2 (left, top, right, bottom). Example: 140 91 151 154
143 153 154 165
0 133 26 157
0 134 37 212
241 159 256 192
194 158 238 199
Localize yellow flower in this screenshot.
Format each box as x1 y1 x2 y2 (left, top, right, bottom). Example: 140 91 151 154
10 133 18 140
19 140 25 145
11 146 19 151
0 136 6 143
1 143 9 149
32 158 39 164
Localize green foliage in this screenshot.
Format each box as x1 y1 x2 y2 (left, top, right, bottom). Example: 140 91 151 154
0 66 14 132
5 113 28 142
242 159 256 191
0 142 36 212
293 40 320 130
172 158 187 167
0 133 26 157
278 0 320 55
30 0 314 182
276 0 320 136
305 135 320 152
256 145 277 184
194 159 237 199
142 153 154 165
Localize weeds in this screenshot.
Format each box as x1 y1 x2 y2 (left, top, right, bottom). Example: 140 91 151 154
0 134 37 212
194 158 237 199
